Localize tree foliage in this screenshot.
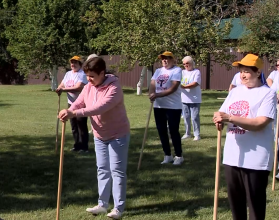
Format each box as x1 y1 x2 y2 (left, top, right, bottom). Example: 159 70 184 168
5 0 91 76
239 0 279 63
84 0 246 69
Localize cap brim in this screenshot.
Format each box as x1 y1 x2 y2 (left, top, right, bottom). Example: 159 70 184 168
158 55 173 59
232 61 240 67
70 58 81 62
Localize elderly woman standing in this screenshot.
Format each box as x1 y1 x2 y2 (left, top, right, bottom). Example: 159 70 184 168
58 57 130 219
213 54 276 220
181 56 202 141
56 56 89 152
149 51 184 165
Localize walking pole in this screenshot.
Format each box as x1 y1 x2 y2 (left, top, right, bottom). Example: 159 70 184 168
213 128 222 220
56 121 66 220
55 95 61 154
137 102 153 171
272 106 279 191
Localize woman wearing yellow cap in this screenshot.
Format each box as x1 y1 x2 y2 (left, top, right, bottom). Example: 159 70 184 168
149 51 184 165
213 54 276 220
56 56 89 152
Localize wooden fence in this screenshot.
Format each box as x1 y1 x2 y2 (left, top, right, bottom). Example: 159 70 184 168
16 53 278 90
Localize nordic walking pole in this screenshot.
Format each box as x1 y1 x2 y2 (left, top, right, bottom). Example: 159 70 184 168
272 105 279 191
56 121 66 220
137 102 153 171
213 127 222 220
55 95 61 154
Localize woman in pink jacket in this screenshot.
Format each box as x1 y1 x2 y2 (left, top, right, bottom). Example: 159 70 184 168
58 57 130 220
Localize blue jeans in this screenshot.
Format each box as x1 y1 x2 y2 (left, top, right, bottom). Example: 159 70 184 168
182 103 200 137
94 134 130 212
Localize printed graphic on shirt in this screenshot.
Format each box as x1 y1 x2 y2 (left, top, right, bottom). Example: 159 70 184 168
228 100 250 134
181 76 192 86
65 80 75 87
156 74 169 91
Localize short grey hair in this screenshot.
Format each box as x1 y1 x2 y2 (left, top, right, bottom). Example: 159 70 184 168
182 56 195 68
87 54 99 61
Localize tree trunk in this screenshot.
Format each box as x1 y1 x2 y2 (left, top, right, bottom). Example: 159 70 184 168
49 65 58 91
146 66 153 90
137 66 147 95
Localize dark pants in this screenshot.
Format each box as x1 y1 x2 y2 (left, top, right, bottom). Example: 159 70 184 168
153 108 182 157
68 104 89 151
224 165 270 220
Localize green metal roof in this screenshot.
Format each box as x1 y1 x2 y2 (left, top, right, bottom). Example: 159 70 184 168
221 18 246 40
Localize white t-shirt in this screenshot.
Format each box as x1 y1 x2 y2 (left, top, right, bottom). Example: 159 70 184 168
231 72 242 86
62 69 88 104
181 69 202 103
267 70 279 81
219 84 276 171
151 66 182 109
269 70 279 93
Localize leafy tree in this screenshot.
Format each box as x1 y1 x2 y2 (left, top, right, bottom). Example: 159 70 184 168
0 0 24 84
5 0 91 90
239 0 279 63
84 0 243 70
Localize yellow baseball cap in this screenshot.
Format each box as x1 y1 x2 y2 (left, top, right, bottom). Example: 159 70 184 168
232 54 263 69
158 51 174 59
69 55 82 63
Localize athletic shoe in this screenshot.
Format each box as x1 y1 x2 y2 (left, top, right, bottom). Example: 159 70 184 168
173 156 184 165
70 148 79 152
86 205 107 215
275 173 279 180
193 136 201 141
161 155 173 164
107 208 122 219
181 134 191 139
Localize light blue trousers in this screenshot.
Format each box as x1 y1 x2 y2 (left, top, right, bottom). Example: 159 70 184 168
182 103 201 137
94 134 130 212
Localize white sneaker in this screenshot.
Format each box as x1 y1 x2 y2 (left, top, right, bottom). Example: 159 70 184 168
173 156 184 165
181 134 191 139
193 136 201 141
276 173 279 180
86 205 107 215
107 208 122 219
161 155 173 164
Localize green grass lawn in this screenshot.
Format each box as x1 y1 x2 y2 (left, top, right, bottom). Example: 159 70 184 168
0 85 279 220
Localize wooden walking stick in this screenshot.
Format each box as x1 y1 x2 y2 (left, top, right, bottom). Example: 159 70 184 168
272 106 279 191
55 95 61 154
213 128 222 220
137 102 153 171
56 121 66 220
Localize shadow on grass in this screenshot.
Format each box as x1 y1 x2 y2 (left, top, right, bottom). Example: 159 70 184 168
0 126 229 216
0 101 15 108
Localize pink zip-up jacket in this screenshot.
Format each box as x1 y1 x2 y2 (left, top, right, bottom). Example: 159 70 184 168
69 74 130 141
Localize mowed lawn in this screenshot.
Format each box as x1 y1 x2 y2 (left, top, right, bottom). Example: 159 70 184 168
0 85 279 220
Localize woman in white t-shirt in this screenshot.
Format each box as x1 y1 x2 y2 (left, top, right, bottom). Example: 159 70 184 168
213 54 276 220
56 56 89 152
268 59 279 179
180 56 202 141
228 72 242 91
149 51 183 165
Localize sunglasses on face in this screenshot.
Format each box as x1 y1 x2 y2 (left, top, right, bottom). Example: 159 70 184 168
183 63 189 65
